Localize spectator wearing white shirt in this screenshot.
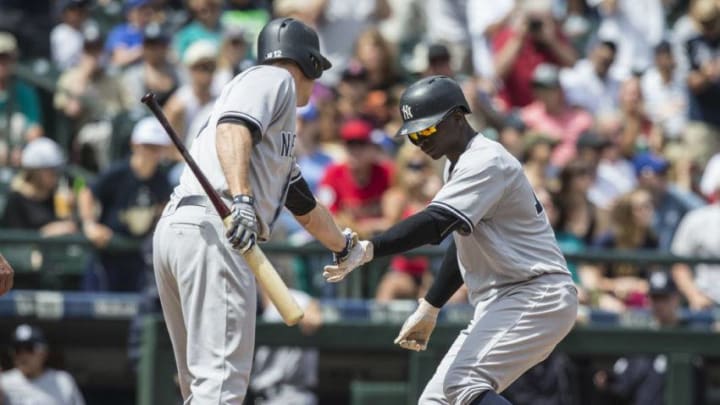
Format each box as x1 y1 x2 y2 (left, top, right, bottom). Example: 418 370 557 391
560 39 621 115
700 153 720 200
466 0 515 79
0 324 85 405
641 41 688 141
50 0 96 70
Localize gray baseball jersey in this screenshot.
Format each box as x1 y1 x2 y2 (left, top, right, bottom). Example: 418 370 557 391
430 134 570 305
175 65 301 241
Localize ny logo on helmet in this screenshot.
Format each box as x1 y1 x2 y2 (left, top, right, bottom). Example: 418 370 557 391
401 105 413 120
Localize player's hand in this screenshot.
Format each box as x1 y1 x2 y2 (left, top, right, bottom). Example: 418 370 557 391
322 229 373 282
226 195 258 253
0 254 14 296
394 298 440 351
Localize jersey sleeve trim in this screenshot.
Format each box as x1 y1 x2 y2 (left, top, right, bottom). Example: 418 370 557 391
217 112 264 144
428 201 474 233
289 172 303 184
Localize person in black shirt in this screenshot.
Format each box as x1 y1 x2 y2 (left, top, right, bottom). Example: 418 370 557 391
1 137 77 237
78 117 172 291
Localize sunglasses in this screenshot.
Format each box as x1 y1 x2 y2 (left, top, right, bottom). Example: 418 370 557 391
407 126 437 145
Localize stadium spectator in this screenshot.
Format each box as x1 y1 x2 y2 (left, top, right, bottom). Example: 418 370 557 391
671 179 720 310
211 26 251 94
683 0 720 167
592 0 665 79
78 117 172 292
335 63 371 120
0 253 13 296
0 31 43 166
55 28 133 171
1 137 77 237
317 118 393 238
0 324 85 405
633 152 705 250
295 102 334 193
352 27 400 90
616 77 662 157
520 64 593 168
521 131 559 192
221 0 271 55
375 142 441 302
584 188 658 312
173 0 223 61
465 0 514 79
641 41 688 142
163 40 218 146
423 43 454 78
105 0 154 67
424 0 470 74
699 152 720 200
592 272 706 405
585 125 638 211
50 0 96 71
560 39 621 115
492 0 577 108
122 23 179 109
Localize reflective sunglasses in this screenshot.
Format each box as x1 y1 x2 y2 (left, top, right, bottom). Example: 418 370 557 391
407 125 437 145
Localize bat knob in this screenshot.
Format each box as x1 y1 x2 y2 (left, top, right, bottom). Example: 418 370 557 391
141 92 156 104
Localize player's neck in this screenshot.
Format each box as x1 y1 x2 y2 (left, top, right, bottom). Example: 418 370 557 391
446 127 475 164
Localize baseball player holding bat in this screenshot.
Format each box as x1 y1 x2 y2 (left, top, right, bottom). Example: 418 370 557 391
323 76 578 405
151 18 360 404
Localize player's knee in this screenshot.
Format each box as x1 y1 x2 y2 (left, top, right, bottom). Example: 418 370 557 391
442 372 474 404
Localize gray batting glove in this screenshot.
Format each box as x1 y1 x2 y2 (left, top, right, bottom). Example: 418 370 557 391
323 229 373 283
226 194 258 253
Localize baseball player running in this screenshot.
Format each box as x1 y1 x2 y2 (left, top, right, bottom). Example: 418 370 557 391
324 76 578 405
153 18 356 404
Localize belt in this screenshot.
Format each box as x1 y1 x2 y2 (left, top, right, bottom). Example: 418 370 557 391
176 195 212 208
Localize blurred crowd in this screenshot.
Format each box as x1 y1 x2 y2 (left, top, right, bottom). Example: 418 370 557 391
0 0 719 318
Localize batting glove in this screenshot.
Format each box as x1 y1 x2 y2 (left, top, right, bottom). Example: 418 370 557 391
394 298 440 352
323 229 373 283
226 194 258 253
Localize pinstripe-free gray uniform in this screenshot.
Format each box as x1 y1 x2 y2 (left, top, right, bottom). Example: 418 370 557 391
420 135 578 404
153 65 301 404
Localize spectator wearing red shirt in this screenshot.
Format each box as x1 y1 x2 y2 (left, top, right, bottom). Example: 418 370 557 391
317 118 393 237
492 1 576 109
520 64 593 168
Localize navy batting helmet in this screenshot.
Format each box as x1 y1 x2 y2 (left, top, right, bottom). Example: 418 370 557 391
396 76 470 137
257 18 331 80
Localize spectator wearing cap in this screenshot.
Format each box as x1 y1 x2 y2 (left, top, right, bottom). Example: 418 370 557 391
592 272 706 405
212 26 252 95
641 41 688 141
50 0 97 70
584 130 638 211
671 178 720 311
560 40 621 115
336 63 370 120
633 152 705 251
520 63 593 168
0 324 85 405
683 0 720 167
0 31 43 166
163 40 218 151
423 43 454 78
491 0 577 108
54 28 133 171
105 0 154 67
122 23 179 109
1 138 77 237
173 0 223 62
78 116 172 292
317 118 394 238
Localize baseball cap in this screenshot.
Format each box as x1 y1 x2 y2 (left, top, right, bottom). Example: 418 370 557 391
60 0 90 11
21 137 66 169
648 272 678 296
131 117 172 146
143 23 169 43
427 44 451 64
340 118 374 143
633 152 670 176
0 32 17 55
531 64 561 88
524 131 559 150
12 324 47 347
183 40 218 67
577 130 612 150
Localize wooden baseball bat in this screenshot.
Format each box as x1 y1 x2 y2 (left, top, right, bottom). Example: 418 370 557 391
141 92 304 326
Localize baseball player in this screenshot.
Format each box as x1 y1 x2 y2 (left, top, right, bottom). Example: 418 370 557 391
153 18 356 404
323 76 578 405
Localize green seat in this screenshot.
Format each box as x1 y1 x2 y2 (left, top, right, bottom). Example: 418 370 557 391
350 381 407 405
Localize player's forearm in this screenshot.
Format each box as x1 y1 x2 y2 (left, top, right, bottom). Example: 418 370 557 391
216 123 254 196
370 206 462 257
424 240 463 308
78 188 97 225
672 263 703 298
295 204 346 252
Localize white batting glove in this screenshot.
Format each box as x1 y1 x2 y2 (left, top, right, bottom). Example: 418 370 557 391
322 229 373 283
394 298 440 352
